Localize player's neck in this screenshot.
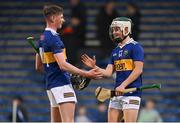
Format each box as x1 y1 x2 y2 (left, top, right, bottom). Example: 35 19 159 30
119 36 131 46
46 23 57 32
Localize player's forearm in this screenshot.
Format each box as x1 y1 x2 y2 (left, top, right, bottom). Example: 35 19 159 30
35 53 44 72
121 67 143 87
95 66 112 77
99 68 111 77
59 61 87 77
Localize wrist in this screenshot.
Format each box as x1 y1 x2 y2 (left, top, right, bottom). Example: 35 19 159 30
80 70 87 77
94 65 99 69
121 83 127 88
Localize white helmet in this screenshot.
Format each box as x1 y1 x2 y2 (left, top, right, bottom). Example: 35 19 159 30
109 17 132 43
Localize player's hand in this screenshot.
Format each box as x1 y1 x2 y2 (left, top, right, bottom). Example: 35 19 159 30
115 84 126 96
81 54 96 68
85 68 103 79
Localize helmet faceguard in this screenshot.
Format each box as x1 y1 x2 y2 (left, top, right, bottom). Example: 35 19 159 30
109 17 132 44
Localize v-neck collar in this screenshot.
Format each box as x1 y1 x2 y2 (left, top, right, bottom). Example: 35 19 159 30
45 28 58 35
119 38 134 48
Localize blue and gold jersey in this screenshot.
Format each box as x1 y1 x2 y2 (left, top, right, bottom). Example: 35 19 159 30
38 28 71 90
109 39 144 97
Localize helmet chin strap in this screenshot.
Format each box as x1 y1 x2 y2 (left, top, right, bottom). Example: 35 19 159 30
113 34 129 45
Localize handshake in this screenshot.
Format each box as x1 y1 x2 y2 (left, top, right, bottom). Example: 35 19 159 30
71 54 102 90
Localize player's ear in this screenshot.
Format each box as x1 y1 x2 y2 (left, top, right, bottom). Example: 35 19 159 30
49 15 55 23
124 27 129 34
124 27 130 36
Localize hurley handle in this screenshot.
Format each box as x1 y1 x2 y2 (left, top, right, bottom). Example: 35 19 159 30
27 36 39 53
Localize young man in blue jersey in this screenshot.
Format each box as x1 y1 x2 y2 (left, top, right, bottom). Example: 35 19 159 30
35 5 102 122
81 17 144 122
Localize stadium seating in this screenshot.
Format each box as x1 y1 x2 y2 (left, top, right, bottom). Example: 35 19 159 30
0 0 180 122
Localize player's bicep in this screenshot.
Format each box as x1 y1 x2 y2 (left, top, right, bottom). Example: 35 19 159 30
54 52 66 69
54 52 66 62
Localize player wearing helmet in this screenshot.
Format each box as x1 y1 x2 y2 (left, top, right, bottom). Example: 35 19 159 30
109 17 132 44
81 17 144 122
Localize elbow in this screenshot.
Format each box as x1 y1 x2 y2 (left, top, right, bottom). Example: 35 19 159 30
58 62 67 71
35 67 38 71
35 64 39 71
60 65 66 71
139 69 143 75
35 67 40 71
35 65 39 71
35 66 43 72
103 72 112 78
106 74 112 78
35 63 44 72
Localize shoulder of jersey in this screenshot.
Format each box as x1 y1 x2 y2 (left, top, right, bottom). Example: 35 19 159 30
130 40 138 45
46 30 59 36
113 46 119 51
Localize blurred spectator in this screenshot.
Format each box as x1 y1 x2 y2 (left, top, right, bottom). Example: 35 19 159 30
95 102 108 122
125 2 141 41
70 0 86 44
138 99 162 122
75 106 91 122
61 0 86 65
95 0 118 60
8 96 28 122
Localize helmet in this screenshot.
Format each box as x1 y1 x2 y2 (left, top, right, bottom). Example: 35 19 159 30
109 17 132 43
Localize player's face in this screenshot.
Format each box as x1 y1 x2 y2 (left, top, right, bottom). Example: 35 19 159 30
55 14 65 29
112 26 123 39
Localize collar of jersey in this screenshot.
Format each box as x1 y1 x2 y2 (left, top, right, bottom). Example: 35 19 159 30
119 38 134 48
45 28 58 35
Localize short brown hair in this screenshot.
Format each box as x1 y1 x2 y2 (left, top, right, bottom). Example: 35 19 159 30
43 5 63 18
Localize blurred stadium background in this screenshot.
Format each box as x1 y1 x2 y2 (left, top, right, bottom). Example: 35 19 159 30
0 0 180 122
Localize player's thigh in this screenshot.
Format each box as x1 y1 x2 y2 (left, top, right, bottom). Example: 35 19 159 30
58 102 76 122
123 109 139 122
51 106 61 122
122 96 141 122
50 85 77 122
108 108 123 122
47 90 61 122
108 97 124 122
